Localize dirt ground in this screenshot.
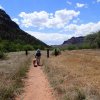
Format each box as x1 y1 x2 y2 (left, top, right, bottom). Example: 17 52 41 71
16 63 55 100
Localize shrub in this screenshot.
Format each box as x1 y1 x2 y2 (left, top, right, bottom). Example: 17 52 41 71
78 43 91 49
0 85 14 100
52 48 61 56
23 44 34 51
85 31 100 49
0 51 5 59
66 45 77 50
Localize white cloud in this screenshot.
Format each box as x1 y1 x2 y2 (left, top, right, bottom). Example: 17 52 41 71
97 0 100 2
76 3 86 8
0 5 4 10
19 9 80 29
19 11 49 28
26 31 72 45
66 1 72 5
12 18 20 25
25 21 100 45
64 21 100 36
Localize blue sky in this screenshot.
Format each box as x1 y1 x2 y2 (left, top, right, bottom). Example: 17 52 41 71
0 0 100 45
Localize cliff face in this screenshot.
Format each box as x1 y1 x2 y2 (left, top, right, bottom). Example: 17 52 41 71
63 36 84 45
0 9 48 47
0 9 19 29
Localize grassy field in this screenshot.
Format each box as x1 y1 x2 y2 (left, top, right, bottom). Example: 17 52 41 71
42 49 100 100
0 50 100 100
0 51 33 100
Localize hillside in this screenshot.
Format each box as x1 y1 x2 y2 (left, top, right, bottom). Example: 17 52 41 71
63 36 84 45
0 9 48 51
60 31 100 50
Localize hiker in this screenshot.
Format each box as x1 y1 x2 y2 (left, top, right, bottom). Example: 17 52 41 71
35 49 41 66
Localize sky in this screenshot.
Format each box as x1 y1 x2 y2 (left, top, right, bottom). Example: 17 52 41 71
0 0 100 45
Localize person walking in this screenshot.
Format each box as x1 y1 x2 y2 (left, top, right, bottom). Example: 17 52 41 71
35 49 41 66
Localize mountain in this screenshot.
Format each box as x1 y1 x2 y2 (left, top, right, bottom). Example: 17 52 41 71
61 32 100 50
0 9 48 51
63 36 84 45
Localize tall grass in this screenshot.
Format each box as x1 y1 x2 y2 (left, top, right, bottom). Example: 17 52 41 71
0 52 33 100
42 50 100 100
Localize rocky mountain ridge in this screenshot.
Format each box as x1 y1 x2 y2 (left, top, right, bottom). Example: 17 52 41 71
63 36 84 45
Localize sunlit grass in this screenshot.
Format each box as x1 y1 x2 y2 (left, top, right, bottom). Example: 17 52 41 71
0 51 33 100
42 50 100 100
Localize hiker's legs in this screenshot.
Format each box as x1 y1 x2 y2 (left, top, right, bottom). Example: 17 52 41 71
36 57 40 66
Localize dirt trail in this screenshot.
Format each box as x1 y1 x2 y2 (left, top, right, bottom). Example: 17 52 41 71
16 64 55 100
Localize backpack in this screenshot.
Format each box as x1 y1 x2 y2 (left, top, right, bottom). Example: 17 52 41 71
36 52 41 57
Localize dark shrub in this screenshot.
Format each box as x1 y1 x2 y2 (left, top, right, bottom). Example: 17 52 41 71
52 48 61 56
0 51 5 59
66 45 77 50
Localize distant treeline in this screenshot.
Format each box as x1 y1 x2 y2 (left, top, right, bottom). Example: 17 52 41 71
0 27 48 51
85 31 100 48
0 23 48 52
0 39 46 52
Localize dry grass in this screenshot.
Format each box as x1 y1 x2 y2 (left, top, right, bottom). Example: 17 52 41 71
0 51 33 100
42 49 100 100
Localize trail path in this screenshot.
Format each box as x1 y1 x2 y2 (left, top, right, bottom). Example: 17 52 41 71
16 64 55 100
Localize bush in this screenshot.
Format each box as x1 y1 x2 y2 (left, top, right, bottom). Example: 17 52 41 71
85 31 100 49
23 44 34 51
78 43 91 49
0 51 5 59
52 48 61 56
66 45 77 50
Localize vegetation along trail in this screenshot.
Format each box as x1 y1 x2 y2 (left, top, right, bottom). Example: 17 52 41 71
16 63 55 100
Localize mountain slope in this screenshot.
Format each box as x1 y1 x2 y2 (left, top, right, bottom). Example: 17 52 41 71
0 9 48 50
61 32 100 50
63 36 84 45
